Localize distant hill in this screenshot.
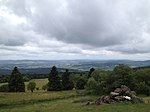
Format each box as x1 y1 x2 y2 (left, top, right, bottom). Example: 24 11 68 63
0 67 80 75
0 60 150 75
133 66 150 70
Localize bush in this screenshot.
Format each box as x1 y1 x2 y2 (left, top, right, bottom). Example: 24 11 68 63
86 77 97 90
36 87 39 90
86 77 98 94
27 81 36 92
42 84 48 91
86 77 107 95
75 77 87 90
0 84 9 92
136 82 150 96
113 64 133 86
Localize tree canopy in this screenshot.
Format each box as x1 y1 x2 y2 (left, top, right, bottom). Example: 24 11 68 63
47 66 61 91
62 69 74 90
8 67 25 92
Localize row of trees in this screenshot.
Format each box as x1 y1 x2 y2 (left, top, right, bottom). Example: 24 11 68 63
86 65 150 96
47 66 75 91
2 66 75 92
0 64 149 96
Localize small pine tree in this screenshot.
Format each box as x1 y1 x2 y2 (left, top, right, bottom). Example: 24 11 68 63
62 69 74 90
8 67 25 92
88 68 95 78
47 66 61 91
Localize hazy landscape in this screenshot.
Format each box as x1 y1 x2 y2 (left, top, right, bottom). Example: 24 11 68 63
0 60 150 74
1 0 150 112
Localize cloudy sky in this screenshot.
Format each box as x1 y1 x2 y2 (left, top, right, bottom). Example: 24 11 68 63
0 0 150 60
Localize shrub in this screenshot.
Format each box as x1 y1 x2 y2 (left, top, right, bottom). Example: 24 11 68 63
86 77 97 94
0 84 9 92
42 84 48 91
75 77 87 90
136 82 150 96
27 81 36 92
86 77 107 95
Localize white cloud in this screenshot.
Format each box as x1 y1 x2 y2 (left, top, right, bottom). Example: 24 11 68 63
0 0 150 60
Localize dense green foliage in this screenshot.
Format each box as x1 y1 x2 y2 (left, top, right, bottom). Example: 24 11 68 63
0 84 9 92
0 64 150 96
27 81 36 92
86 69 109 95
86 65 150 96
42 83 48 91
48 66 62 91
88 68 95 78
62 69 74 90
75 76 87 89
133 68 150 96
0 75 9 83
8 67 25 92
113 64 134 87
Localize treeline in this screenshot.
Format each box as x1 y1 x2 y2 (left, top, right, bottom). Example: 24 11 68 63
0 71 87 83
0 65 150 96
86 65 150 96
0 66 87 92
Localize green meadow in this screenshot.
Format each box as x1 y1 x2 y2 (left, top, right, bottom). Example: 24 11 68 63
0 79 150 112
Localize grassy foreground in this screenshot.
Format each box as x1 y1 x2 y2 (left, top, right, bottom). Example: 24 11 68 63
0 79 150 112
0 91 150 112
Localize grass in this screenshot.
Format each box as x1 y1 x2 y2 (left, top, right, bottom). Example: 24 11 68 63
0 79 150 112
0 95 150 112
0 90 79 107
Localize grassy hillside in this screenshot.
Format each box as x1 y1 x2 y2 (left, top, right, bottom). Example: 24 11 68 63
0 79 150 112
0 91 150 112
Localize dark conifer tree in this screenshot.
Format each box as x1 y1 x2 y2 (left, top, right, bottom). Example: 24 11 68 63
62 69 74 90
47 66 61 91
8 67 25 92
88 68 95 78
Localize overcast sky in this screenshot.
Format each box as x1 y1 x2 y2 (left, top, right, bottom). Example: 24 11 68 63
0 0 150 60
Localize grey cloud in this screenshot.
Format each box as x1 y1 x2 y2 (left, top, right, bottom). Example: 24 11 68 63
109 47 150 54
29 0 142 47
0 0 150 60
1 0 31 17
0 21 27 46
